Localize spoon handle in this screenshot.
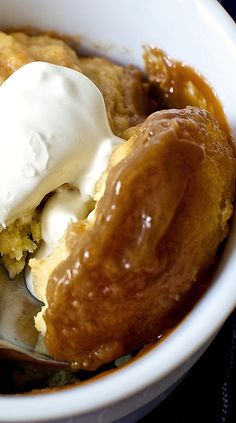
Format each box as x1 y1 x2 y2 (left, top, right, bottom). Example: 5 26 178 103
0 339 68 368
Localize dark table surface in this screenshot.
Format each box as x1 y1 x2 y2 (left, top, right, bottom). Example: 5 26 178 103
219 0 236 21
141 312 236 422
142 1 236 422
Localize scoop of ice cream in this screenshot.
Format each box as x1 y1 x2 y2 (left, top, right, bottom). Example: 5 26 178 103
0 61 120 227
27 186 90 300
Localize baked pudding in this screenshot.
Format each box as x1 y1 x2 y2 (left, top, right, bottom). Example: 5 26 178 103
0 31 235 388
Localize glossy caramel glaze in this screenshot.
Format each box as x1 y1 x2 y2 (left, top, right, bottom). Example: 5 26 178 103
144 47 231 140
45 106 236 369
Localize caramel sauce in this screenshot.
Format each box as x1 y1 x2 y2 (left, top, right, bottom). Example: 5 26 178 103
144 47 232 143
12 269 214 396
46 107 235 370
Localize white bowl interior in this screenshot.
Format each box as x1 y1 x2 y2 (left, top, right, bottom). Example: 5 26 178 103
0 0 236 421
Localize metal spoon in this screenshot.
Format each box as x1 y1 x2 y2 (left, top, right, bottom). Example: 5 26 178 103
0 266 68 368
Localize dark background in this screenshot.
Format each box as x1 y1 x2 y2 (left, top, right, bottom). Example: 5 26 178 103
142 1 236 422
220 0 236 20
141 313 236 422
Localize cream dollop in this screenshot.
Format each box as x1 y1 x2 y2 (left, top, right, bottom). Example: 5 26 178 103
37 188 89 259
26 187 90 298
0 61 120 227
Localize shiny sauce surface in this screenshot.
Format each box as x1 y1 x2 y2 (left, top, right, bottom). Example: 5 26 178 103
144 47 231 142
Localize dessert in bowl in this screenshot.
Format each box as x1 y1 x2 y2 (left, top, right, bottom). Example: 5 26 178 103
0 3 233 423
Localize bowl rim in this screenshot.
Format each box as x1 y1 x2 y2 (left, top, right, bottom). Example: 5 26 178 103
0 0 236 421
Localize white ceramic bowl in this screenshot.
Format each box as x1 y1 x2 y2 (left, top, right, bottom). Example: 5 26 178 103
0 0 236 422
